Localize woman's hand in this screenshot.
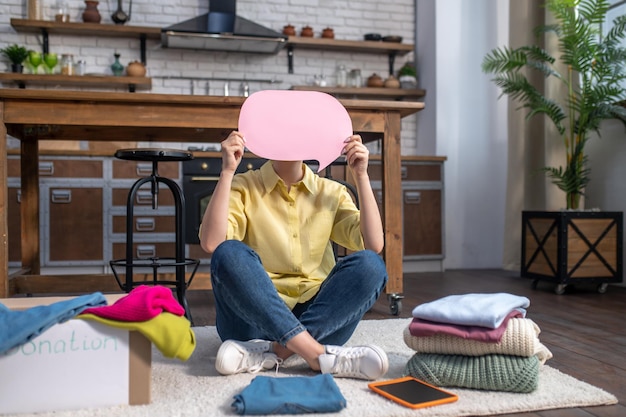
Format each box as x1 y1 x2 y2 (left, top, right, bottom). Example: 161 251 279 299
221 131 246 174
342 134 369 178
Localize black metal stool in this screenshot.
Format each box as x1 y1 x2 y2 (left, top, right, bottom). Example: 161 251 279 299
109 148 200 323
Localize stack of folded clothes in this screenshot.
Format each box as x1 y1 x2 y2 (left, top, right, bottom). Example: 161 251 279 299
403 293 552 393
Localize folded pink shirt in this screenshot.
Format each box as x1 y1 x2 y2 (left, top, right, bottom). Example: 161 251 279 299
80 285 185 322
408 309 524 343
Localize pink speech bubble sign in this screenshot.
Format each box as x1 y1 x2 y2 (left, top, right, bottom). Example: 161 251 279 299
238 90 353 172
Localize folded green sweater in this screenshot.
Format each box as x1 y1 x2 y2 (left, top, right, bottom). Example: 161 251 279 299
404 353 540 393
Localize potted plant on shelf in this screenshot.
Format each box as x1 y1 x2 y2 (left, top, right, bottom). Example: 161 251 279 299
397 62 417 89
482 0 626 294
0 44 29 73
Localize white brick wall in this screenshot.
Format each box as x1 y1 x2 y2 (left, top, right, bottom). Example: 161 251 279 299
0 0 418 154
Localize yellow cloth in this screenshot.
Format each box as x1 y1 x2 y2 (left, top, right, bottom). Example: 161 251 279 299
76 312 196 361
227 161 364 309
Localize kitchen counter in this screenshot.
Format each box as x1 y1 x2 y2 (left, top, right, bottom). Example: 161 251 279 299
0 89 424 298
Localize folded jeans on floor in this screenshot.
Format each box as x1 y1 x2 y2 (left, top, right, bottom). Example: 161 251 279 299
231 374 347 415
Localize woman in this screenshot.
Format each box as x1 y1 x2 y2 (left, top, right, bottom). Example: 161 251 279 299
200 131 388 380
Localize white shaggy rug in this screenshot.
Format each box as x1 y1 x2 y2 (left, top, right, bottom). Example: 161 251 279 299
7 319 618 417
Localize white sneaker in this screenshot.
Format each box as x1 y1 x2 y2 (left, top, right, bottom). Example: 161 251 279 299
319 344 389 380
215 339 282 375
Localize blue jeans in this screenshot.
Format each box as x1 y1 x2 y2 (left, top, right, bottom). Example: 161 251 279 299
210 240 388 346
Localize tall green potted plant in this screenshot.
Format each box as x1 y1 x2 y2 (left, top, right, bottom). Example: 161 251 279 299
482 0 626 293
482 0 626 210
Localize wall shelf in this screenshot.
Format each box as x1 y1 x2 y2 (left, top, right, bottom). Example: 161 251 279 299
10 19 415 77
286 36 414 54
10 18 161 38
285 36 414 75
0 73 152 92
290 85 425 100
10 18 161 64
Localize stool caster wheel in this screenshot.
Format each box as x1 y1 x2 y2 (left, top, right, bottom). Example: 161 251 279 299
597 283 608 294
388 293 404 316
555 284 567 295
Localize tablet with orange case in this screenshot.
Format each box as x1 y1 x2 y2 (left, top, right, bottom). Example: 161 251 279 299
368 376 458 409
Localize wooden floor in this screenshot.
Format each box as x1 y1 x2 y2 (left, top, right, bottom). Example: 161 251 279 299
186 269 625 417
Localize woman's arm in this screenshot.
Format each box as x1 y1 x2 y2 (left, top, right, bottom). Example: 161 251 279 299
343 135 385 253
199 131 245 254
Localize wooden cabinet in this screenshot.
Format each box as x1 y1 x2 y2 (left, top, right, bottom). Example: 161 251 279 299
369 158 445 260
7 187 21 264
325 156 445 263
7 153 443 274
7 155 106 268
48 187 103 262
7 154 189 272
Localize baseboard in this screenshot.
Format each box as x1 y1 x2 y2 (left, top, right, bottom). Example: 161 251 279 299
403 260 444 273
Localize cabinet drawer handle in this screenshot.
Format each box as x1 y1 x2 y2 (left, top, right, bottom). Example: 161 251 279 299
400 166 408 179
136 217 156 231
135 190 153 205
191 176 221 182
375 191 383 204
16 189 21 204
136 245 156 258
136 163 153 176
51 189 72 203
404 191 421 204
39 161 54 176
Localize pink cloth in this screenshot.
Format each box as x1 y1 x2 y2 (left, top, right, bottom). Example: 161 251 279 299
80 285 185 322
408 309 524 343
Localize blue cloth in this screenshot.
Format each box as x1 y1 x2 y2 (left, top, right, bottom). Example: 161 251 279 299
232 374 347 415
411 293 530 329
210 240 387 346
0 293 108 354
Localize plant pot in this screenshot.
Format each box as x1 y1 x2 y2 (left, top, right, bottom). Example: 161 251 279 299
521 210 623 294
10 63 24 73
398 75 417 89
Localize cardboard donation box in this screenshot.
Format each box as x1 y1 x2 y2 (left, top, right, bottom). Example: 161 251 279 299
0 296 152 415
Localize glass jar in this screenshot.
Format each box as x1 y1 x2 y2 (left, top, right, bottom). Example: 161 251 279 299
76 60 87 76
54 0 70 22
349 69 362 88
336 65 347 87
60 54 74 75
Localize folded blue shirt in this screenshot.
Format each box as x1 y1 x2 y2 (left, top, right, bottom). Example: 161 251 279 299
232 374 347 415
411 292 530 329
0 292 108 355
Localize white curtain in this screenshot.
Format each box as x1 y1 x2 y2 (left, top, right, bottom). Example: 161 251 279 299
502 0 569 270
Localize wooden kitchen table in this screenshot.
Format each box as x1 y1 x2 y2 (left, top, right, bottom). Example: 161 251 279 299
0 89 424 308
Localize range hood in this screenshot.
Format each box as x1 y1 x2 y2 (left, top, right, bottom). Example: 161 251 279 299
161 0 287 54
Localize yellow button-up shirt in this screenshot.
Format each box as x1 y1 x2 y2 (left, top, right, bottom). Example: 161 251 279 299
226 161 364 309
